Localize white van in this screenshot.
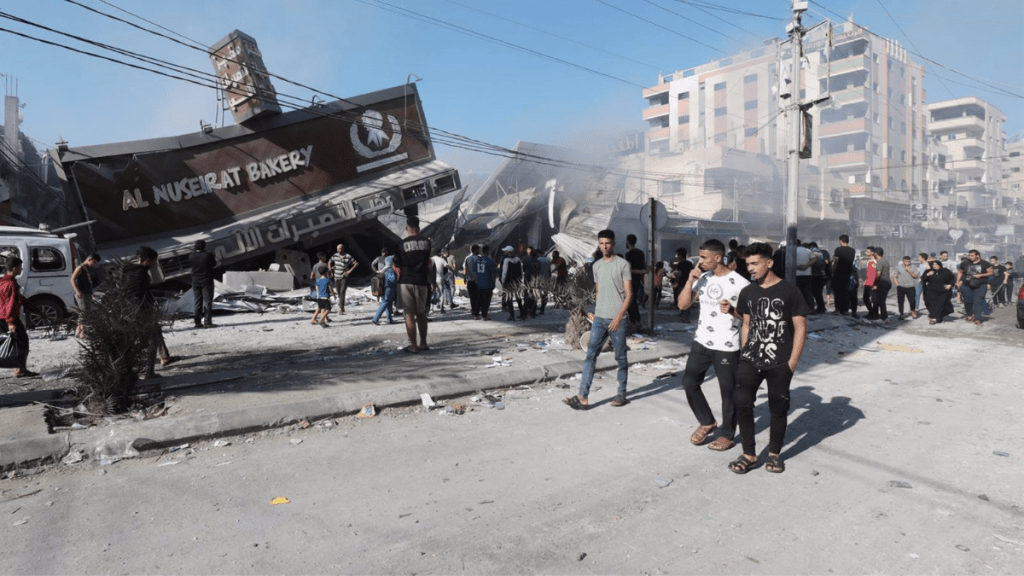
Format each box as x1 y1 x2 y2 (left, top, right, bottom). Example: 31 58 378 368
0 225 80 328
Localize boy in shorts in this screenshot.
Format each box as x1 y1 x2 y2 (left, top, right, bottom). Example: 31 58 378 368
311 268 334 326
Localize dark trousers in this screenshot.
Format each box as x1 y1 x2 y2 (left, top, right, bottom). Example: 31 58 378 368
896 286 916 314
735 361 794 456
627 275 643 325
478 288 494 319
960 284 986 320
0 318 29 370
811 276 828 312
502 289 523 319
467 280 480 317
863 285 876 317
874 282 891 319
681 343 739 440
831 275 852 314
796 276 815 311
334 277 348 312
992 284 1008 305
192 281 214 326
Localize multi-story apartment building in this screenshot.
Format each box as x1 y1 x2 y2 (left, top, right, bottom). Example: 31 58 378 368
1001 138 1024 205
639 16 967 257
926 97 1006 210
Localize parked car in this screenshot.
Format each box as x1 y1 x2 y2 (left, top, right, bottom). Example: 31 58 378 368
0 226 81 328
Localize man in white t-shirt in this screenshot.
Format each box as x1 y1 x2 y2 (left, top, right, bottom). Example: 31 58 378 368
677 239 750 451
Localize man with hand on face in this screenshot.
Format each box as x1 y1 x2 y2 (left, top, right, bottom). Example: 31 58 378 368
677 239 750 451
729 242 811 475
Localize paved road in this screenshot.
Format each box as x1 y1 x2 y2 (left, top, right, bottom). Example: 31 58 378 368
2 321 1021 574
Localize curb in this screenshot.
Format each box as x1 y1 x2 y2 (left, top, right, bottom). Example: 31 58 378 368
0 341 690 472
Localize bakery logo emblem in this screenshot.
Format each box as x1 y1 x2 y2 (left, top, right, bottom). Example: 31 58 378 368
351 110 403 158
350 110 410 174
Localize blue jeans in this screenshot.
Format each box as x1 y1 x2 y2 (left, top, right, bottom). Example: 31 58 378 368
960 284 986 320
915 283 922 309
372 288 395 323
579 316 628 399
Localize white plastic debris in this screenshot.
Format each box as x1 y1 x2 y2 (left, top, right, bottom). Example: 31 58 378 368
213 440 231 448
420 393 436 408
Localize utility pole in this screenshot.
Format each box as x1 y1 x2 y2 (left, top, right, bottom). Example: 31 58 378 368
784 0 807 283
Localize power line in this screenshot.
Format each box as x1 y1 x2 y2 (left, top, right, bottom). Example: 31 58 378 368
676 0 787 21
591 0 726 54
352 0 647 88
441 0 662 71
873 0 956 101
637 0 743 45
669 0 768 42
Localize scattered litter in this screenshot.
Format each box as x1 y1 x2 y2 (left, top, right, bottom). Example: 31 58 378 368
655 477 673 488
97 469 106 476
978 494 990 501
245 438 255 444
12 517 29 527
270 497 290 505
157 460 180 467
480 349 498 355
956 545 970 552
439 404 465 416
556 382 571 389
907 553 919 559
61 451 84 465
356 404 376 418
289 439 303 446
215 461 232 467
486 356 512 368
811 470 820 477
808 334 821 339
90 431 141 465
298 420 310 429
993 451 1010 457
889 480 912 489
420 393 436 408
494 401 505 410
168 444 190 453
578 552 587 562
213 440 231 448
570 373 582 380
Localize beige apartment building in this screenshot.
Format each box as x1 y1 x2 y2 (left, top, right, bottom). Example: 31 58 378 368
1002 138 1024 204
638 16 1003 257
926 97 1006 210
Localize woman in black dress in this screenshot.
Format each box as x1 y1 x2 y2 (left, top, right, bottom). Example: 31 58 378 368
921 259 955 324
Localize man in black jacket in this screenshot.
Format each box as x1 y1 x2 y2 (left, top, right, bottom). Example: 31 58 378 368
190 240 217 328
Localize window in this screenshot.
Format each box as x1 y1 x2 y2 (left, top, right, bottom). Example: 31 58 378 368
744 100 758 110
745 127 758 137
744 74 757 84
0 246 20 274
714 82 726 91
678 115 690 124
901 122 907 134
31 247 66 272
678 92 689 101
714 133 727 142
715 107 727 117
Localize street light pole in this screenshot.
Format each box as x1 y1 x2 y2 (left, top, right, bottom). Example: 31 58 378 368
784 0 807 283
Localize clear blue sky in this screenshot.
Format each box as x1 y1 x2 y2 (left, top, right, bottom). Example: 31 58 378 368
1 0 1021 177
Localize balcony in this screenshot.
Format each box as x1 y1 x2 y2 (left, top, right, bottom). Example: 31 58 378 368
819 54 870 76
830 86 869 107
643 83 670 100
642 103 670 122
847 183 870 196
819 117 869 137
824 150 869 167
948 158 986 173
928 115 985 134
648 127 670 142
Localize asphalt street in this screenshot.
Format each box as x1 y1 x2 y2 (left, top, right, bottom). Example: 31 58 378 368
1 305 1021 575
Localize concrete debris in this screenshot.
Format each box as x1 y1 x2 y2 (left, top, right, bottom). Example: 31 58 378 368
889 480 912 489
213 440 231 448
61 450 84 465
289 439 303 446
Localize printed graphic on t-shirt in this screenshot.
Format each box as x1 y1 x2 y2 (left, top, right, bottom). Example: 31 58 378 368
693 271 749 351
737 281 810 370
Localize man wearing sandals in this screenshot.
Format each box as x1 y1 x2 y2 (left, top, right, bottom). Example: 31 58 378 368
957 250 993 325
563 229 632 410
677 239 749 452
729 242 810 474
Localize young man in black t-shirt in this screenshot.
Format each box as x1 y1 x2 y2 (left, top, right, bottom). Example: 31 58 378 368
729 242 811 475
956 250 993 325
393 217 435 353
625 234 646 328
831 235 856 316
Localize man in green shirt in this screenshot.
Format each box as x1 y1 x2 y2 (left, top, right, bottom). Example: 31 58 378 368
563 229 632 410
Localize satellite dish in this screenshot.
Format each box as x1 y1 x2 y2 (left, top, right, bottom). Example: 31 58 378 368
948 229 963 241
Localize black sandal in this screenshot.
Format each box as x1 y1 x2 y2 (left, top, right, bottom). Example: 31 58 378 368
610 395 629 407
729 455 757 474
562 395 587 410
765 454 785 474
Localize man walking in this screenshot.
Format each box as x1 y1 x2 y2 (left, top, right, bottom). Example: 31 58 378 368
677 239 749 451
393 217 434 352
989 256 1008 308
473 246 498 321
330 242 358 315
871 247 892 322
729 242 810 474
831 235 856 316
190 240 217 328
893 255 919 320
463 245 480 320
500 246 525 321
625 234 646 329
957 249 993 325
563 230 632 410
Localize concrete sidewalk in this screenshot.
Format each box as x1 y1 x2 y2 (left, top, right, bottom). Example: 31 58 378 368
0 305 858 472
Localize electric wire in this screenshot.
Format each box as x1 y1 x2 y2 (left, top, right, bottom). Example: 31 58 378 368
591 0 726 54
637 0 743 45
